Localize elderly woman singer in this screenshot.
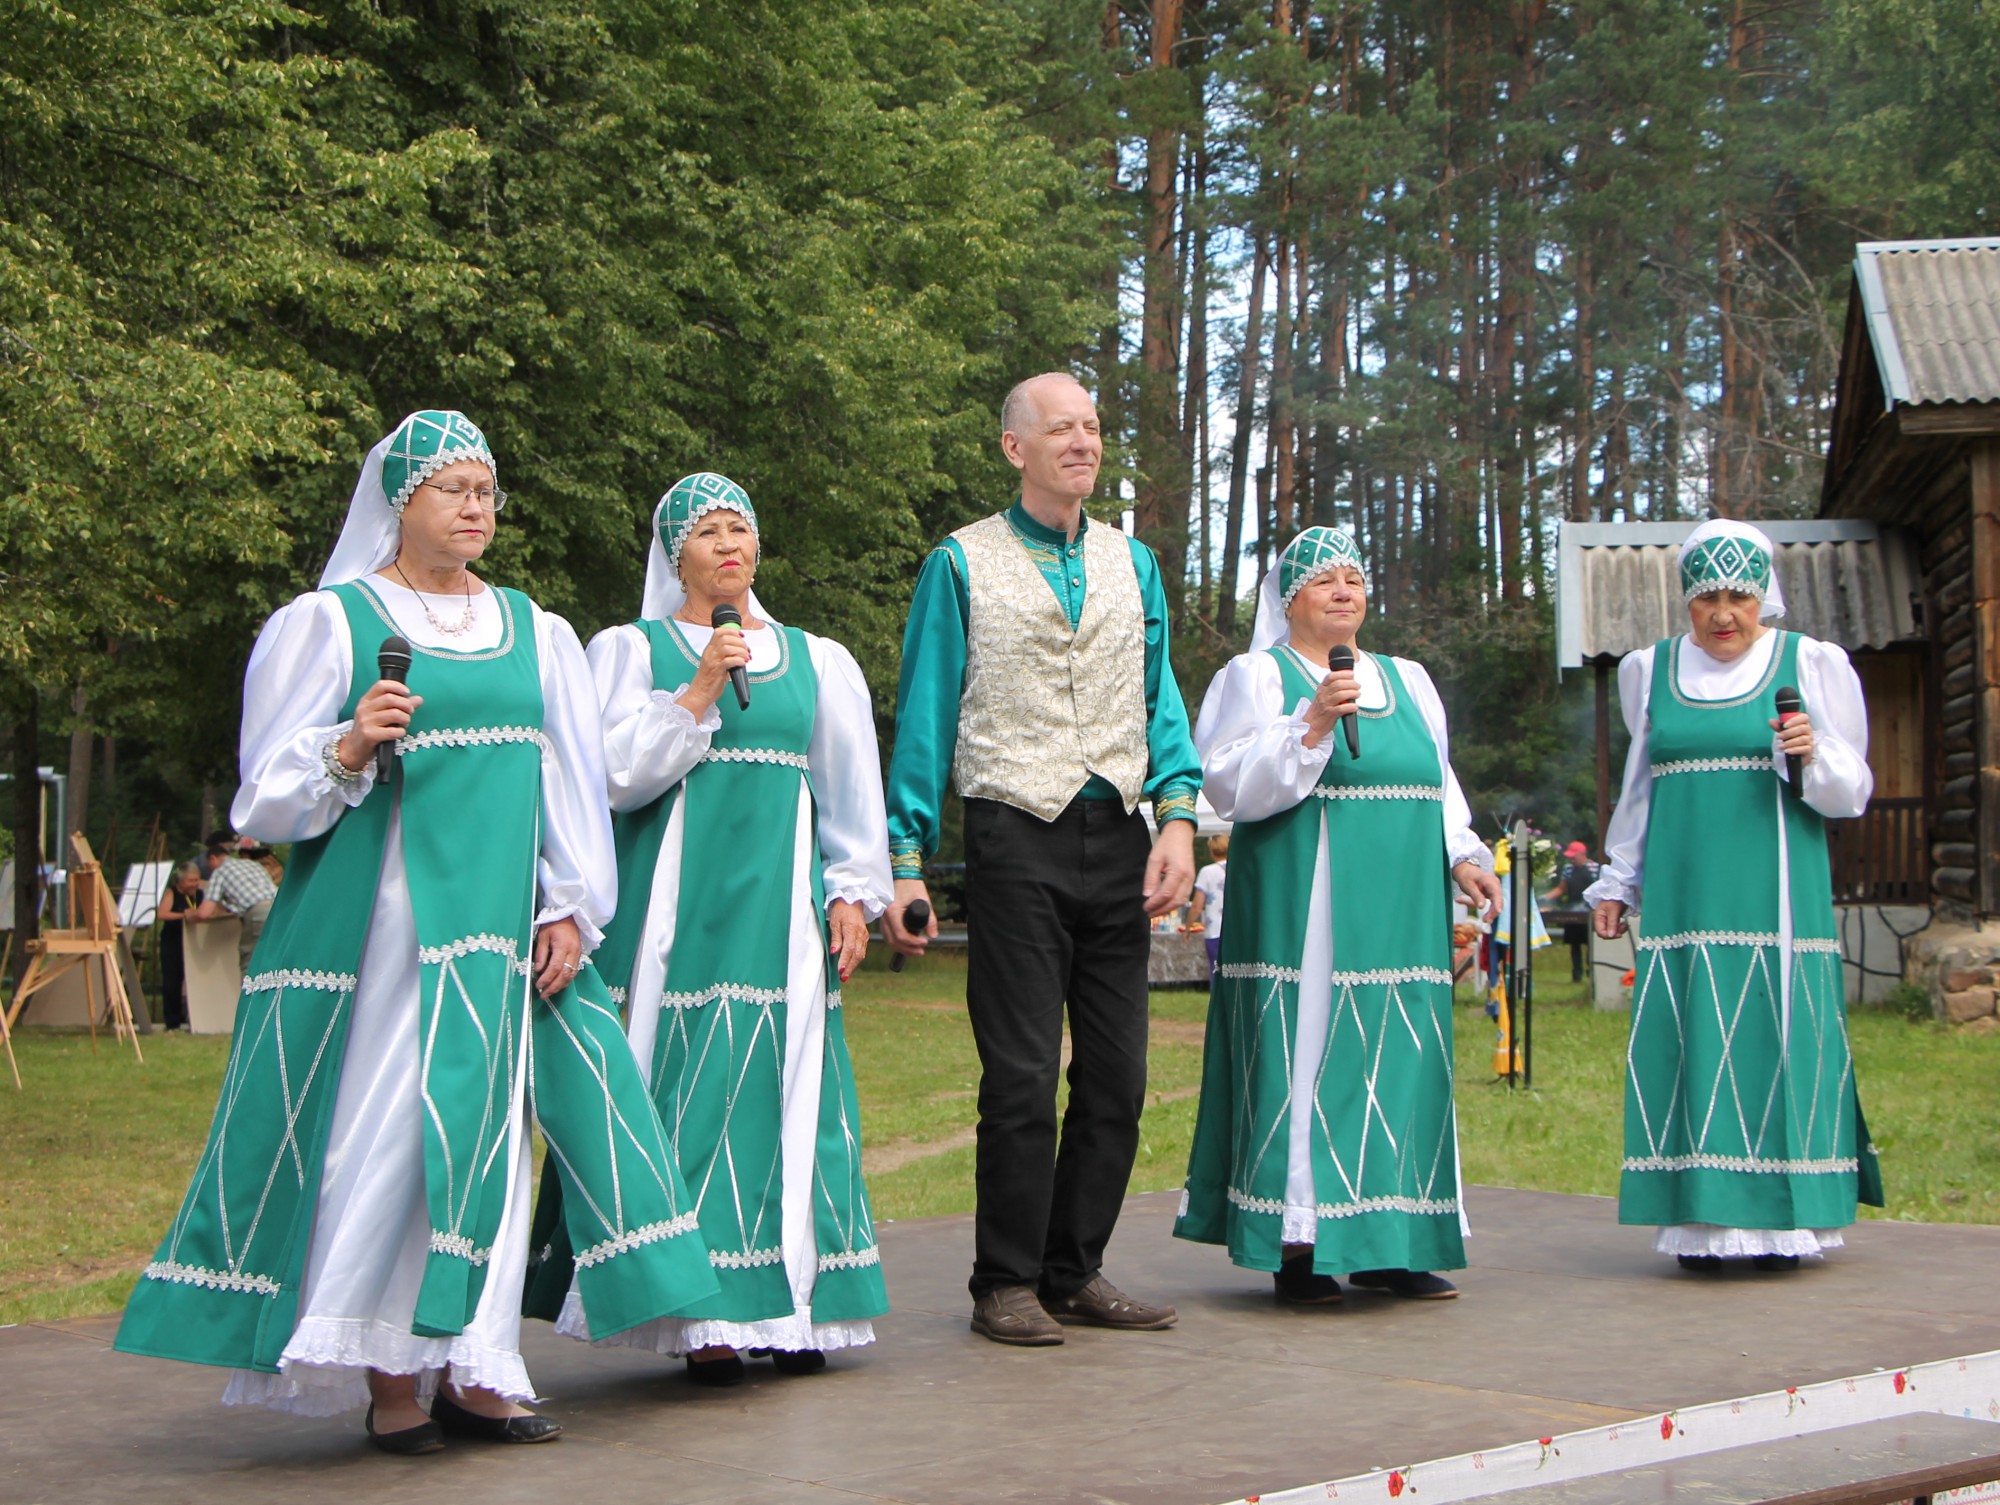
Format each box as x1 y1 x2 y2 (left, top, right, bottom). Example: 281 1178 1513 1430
1176 528 1500 1305
117 411 715 1453
1587 519 1882 1271
542 472 891 1384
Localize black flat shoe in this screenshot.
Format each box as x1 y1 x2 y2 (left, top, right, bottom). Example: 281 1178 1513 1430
1350 1268 1458 1300
364 1403 445 1456
684 1352 746 1387
1676 1254 1725 1272
1752 1253 1801 1272
430 1389 563 1444
1272 1258 1344 1305
768 1348 826 1376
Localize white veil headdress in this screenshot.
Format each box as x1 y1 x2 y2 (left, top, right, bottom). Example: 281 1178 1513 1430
318 432 402 588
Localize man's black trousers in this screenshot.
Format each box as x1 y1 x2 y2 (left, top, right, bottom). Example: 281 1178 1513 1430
962 795 1153 1300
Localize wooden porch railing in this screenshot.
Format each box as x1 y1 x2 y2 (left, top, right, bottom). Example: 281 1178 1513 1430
1829 795 1928 905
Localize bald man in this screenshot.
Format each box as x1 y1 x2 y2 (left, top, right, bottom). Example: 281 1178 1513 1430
884 373 1200 1346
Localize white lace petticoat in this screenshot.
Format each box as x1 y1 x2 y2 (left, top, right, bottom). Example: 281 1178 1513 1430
1654 1222 1847 1259
554 1289 874 1357
218 1316 536 1417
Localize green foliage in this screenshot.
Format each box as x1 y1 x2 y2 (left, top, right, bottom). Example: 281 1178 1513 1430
1862 981 1937 1024
0 0 479 704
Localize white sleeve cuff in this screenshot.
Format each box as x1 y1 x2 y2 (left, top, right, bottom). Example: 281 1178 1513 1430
827 883 887 922
1582 873 1637 908
650 689 721 733
535 903 605 957
307 722 378 807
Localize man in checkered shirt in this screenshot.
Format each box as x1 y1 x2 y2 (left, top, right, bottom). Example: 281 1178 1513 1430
189 832 278 972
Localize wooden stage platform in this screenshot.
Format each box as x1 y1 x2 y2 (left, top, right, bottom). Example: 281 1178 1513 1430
4 1187 1998 1504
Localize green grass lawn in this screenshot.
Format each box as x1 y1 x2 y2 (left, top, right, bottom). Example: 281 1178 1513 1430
5 946 1996 1324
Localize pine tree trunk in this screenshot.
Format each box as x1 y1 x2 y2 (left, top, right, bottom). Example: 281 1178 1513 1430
10 686 41 982
1219 233 1269 639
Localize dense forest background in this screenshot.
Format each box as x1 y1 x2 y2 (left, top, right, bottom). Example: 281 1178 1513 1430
4 0 1998 935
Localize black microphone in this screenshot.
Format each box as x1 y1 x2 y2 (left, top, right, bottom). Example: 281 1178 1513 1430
376 635 413 784
1774 684 1803 791
891 899 932 974
1327 644 1361 759
711 602 751 710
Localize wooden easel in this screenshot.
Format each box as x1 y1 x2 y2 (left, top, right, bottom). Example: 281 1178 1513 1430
6 833 144 1067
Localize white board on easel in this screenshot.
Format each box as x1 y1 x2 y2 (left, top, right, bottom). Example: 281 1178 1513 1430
118 863 174 928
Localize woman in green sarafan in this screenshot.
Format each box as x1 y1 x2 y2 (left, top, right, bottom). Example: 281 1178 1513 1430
1176 528 1501 1305
115 413 716 1453
1590 519 1882 1272
546 473 891 1383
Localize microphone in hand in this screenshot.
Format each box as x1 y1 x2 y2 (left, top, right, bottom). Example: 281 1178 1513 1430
1774 684 1803 791
376 635 413 784
711 603 751 710
891 899 932 974
1327 644 1361 759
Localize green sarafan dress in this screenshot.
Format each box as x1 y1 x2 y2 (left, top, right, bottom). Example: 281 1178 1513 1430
1177 645 1468 1276
1621 631 1883 1240
115 580 715 1414
535 616 890 1354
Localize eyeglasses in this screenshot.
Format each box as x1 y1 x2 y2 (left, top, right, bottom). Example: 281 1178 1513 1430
419 480 508 512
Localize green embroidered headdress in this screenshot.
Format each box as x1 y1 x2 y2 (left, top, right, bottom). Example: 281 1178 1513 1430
1279 526 1368 608
1678 521 1778 607
382 410 495 516
658 471 759 573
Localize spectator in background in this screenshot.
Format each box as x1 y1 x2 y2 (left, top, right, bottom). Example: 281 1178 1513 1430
1185 833 1230 974
1542 840 1597 982
189 830 277 972
153 861 204 1031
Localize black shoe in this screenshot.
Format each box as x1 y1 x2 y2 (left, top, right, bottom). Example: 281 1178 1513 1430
760 1347 827 1376
429 1389 562 1444
1272 1258 1344 1305
364 1403 445 1456
684 1351 747 1386
1349 1268 1458 1300
1752 1253 1801 1273
1676 1254 1725 1272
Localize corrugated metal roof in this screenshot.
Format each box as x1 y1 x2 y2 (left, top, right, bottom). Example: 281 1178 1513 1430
1556 520 1922 667
1856 238 2000 406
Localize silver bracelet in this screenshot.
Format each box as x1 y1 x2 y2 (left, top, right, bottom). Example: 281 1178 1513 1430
322 737 363 786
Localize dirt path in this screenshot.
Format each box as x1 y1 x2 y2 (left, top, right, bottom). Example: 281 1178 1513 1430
862 1020 1206 1177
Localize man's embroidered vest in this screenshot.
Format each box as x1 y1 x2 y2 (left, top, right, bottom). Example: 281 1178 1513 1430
950 512 1147 820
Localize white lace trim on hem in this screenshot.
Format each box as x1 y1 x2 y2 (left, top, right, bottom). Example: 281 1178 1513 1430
429 1230 493 1265
553 1289 875 1356
240 968 358 996
573 1212 703 1269
1653 1223 1847 1258
1636 930 1842 953
1218 962 1303 983
218 1319 535 1417
1215 963 1450 988
1227 1185 1459 1221
661 982 788 1011
418 933 529 972
143 1260 282 1297
1624 1152 1859 1175
709 1245 784 1270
